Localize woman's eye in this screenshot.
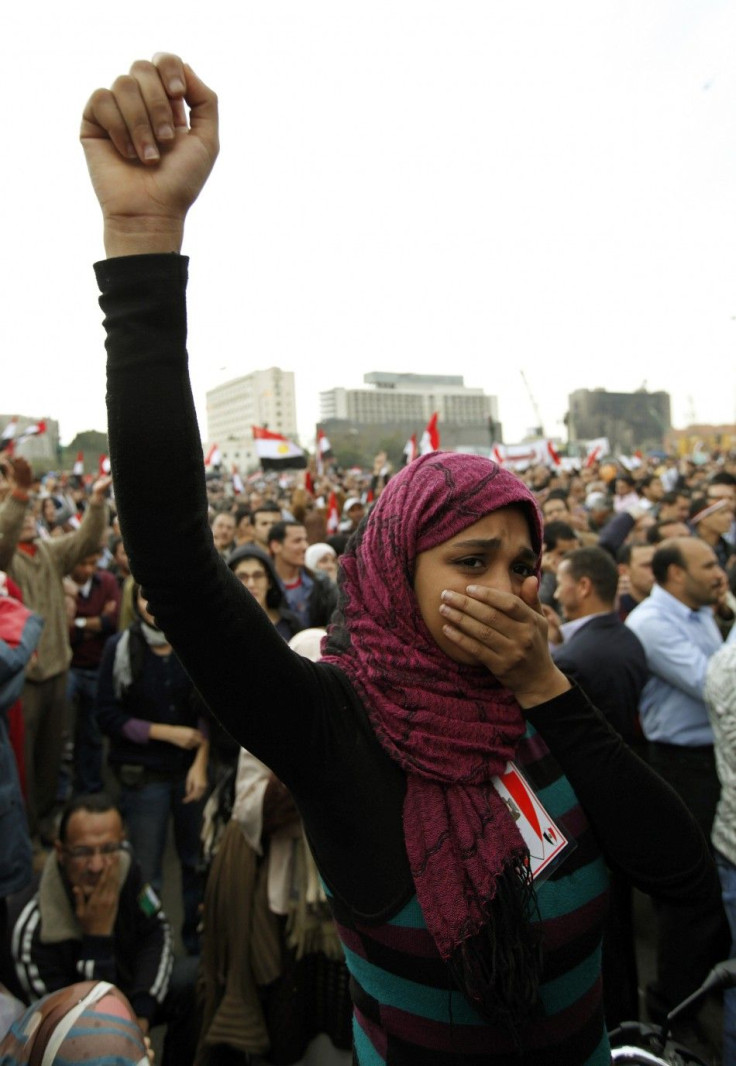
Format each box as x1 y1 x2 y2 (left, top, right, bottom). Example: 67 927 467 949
512 562 536 578
456 556 485 570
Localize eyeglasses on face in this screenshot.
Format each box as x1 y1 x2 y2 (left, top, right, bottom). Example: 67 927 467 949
236 569 268 584
63 842 124 861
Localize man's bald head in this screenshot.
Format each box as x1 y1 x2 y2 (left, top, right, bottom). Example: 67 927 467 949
652 536 723 610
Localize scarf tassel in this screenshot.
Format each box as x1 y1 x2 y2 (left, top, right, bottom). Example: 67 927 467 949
447 856 543 1030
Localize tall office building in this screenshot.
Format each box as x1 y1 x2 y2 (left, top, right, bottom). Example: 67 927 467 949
567 388 671 453
206 368 298 471
320 372 499 452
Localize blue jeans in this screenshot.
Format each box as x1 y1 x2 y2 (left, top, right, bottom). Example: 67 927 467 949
717 850 736 1066
67 667 103 795
119 776 204 955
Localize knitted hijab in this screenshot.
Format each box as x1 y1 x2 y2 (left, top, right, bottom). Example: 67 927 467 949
322 453 544 1020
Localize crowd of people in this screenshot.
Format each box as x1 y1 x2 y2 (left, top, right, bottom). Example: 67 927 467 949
2 50 736 1066
1 431 736 1064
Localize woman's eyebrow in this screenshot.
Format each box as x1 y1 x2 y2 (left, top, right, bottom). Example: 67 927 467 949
450 538 536 564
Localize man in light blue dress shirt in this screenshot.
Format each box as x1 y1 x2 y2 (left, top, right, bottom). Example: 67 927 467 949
626 536 728 1024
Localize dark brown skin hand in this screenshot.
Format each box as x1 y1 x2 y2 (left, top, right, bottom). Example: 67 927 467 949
73 857 121 937
81 54 219 258
438 575 571 708
9 457 32 492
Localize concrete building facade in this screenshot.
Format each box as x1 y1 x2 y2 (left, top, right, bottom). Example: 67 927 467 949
567 388 671 453
320 372 500 454
206 368 298 471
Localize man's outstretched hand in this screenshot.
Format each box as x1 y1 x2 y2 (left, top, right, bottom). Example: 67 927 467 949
80 54 219 258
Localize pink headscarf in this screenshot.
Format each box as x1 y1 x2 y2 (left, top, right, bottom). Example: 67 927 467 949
322 453 544 1017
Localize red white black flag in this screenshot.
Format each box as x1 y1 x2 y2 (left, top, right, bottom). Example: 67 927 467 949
326 490 340 534
420 412 440 455
402 433 418 466
252 426 307 470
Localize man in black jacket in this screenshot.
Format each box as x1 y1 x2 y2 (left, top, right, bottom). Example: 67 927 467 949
552 546 648 745
5 793 195 1064
551 546 648 1027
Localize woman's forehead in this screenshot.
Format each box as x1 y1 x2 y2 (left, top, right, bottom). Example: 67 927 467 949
437 507 534 550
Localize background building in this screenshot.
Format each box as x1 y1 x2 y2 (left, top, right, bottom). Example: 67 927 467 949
320 372 500 464
206 368 298 471
567 388 671 453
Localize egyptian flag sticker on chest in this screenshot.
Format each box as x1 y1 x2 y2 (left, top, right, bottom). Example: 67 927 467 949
493 762 570 882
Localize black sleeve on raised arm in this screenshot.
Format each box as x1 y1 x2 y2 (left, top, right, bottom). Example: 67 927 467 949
97 255 330 791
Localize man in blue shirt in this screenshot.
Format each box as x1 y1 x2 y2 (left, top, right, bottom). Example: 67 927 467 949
626 537 724 763
626 536 728 1023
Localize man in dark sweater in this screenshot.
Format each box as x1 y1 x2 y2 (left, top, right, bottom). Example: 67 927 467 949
68 552 120 794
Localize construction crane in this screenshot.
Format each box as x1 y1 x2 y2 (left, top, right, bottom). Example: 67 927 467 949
520 369 545 437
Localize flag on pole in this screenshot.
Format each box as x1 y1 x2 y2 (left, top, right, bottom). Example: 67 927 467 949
252 426 307 470
231 465 244 495
402 433 418 466
546 440 561 468
326 491 340 534
0 417 17 447
0 418 18 452
16 420 46 444
420 412 440 455
584 437 610 468
204 443 222 469
316 427 332 476
73 452 84 476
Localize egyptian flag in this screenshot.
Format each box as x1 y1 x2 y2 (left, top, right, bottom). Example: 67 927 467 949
316 427 332 476
584 437 610 468
420 412 440 455
252 426 307 470
304 470 315 496
73 452 84 476
326 491 340 534
546 440 561 468
204 443 222 469
1 418 18 452
403 433 418 466
16 420 46 444
231 465 244 495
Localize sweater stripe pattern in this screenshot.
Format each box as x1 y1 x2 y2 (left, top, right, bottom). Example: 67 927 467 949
328 724 610 1065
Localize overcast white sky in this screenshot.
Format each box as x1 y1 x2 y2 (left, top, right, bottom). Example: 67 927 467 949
2 1 736 450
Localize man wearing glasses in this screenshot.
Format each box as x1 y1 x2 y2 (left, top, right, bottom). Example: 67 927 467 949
4 794 194 1062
